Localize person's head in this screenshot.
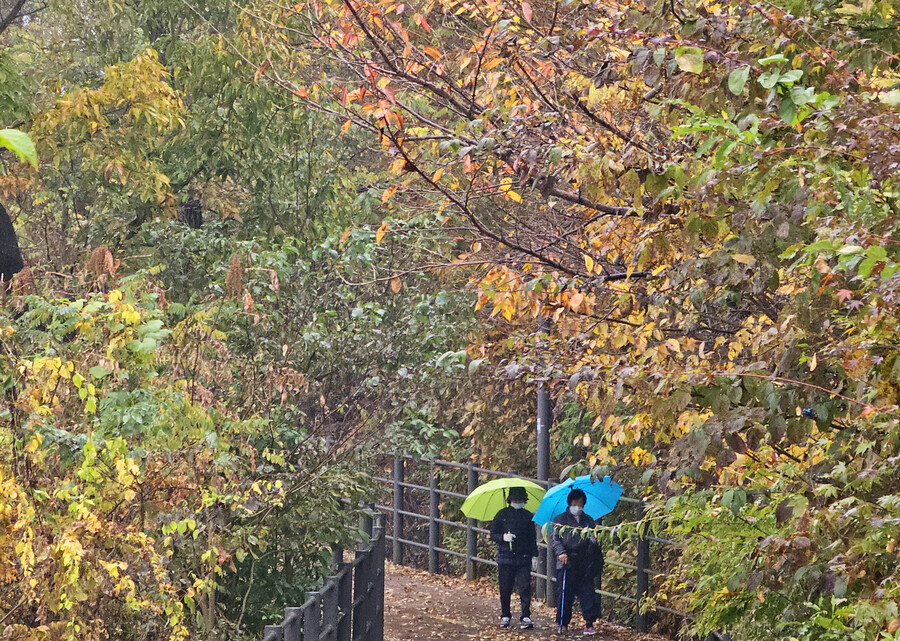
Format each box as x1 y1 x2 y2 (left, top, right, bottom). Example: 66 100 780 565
508 486 528 509
567 489 587 516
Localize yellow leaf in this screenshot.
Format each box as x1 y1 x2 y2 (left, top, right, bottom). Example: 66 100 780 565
340 227 353 244
341 119 352 136
432 167 445 182
423 46 443 60
731 253 756 265
508 190 522 203
585 255 595 273
390 277 402 293
375 222 389 243
382 185 398 204
809 353 818 372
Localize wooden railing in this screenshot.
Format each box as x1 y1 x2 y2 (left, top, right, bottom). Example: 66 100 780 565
262 513 385 641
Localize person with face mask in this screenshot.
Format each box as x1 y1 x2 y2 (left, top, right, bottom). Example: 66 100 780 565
490 485 538 629
549 489 602 635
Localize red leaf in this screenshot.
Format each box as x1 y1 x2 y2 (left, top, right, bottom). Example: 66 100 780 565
522 1 532 22
836 289 853 303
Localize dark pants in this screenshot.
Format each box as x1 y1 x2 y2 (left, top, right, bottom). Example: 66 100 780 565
499 561 532 619
557 563 599 627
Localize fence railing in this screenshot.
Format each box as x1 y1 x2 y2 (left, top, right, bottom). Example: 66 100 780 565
373 454 684 632
262 513 386 641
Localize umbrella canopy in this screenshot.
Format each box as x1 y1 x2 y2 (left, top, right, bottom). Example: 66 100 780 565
532 475 623 526
461 477 546 522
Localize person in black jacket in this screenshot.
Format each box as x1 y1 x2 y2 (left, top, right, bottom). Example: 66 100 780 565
490 486 538 629
549 488 602 635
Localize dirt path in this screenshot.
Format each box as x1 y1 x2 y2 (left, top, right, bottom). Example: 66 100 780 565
384 563 668 641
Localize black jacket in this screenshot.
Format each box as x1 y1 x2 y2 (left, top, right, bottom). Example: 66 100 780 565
549 511 603 572
490 506 538 565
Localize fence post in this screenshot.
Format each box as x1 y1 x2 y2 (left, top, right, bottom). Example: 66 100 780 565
429 464 440 574
323 581 340 641
284 607 302 641
353 548 368 641
360 502 374 541
265 625 284 641
337 562 352 641
466 462 477 581
635 499 651 632
373 513 386 641
303 592 321 641
393 455 404 565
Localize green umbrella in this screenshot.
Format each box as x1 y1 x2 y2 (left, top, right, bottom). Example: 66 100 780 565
460 477 546 522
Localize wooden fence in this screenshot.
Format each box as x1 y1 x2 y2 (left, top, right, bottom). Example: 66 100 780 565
372 454 684 632
261 513 386 641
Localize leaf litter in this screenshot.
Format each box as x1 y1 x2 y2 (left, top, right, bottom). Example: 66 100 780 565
385 563 669 641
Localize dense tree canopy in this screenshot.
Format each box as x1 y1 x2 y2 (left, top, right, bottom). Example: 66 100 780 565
2 0 900 638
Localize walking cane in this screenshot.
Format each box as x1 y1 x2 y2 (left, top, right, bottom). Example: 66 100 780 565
558 564 568 627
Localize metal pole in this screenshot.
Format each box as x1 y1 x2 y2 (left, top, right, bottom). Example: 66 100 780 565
635 499 651 632
393 456 404 565
536 316 552 483
466 462 477 581
536 315 552 600
429 465 440 574
545 479 557 609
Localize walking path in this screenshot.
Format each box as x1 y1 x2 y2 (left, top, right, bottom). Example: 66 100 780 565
384 563 668 641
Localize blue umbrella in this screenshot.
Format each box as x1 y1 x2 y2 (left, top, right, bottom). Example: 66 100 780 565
532 475 623 526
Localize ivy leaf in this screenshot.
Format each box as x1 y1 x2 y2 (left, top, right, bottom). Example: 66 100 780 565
0 129 38 168
675 47 704 74
728 67 750 95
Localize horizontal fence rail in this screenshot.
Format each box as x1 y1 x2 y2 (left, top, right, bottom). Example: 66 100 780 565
378 454 685 632
263 513 385 641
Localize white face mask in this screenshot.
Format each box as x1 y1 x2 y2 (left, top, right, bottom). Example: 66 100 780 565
569 505 583 517
511 501 526 510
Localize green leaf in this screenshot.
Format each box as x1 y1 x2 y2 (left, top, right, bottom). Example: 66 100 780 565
0 129 38 168
881 89 900 107
780 95 795 124
89 365 111 378
866 245 887 261
759 71 781 89
758 54 788 65
728 67 750 95
789 85 815 105
778 69 803 85
675 47 704 74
